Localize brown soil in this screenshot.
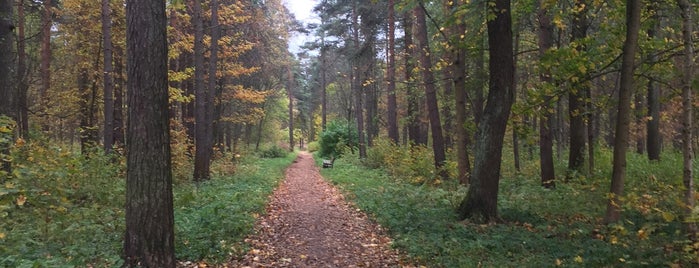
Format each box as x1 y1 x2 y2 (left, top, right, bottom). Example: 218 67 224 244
234 151 407 267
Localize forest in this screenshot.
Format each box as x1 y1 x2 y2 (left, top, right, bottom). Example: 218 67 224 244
0 0 697 267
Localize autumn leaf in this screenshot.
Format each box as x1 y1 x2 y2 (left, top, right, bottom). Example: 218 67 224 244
16 195 27 206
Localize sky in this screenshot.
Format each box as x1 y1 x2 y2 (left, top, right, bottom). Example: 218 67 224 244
283 0 319 55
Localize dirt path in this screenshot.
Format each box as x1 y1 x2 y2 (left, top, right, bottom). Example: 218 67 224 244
235 152 405 267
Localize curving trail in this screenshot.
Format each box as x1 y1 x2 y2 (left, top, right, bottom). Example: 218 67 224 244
235 151 406 267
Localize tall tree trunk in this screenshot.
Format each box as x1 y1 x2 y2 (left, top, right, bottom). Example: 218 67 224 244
287 66 295 152
123 0 175 265
677 0 697 241
604 0 641 224
404 14 421 146
634 91 644 154
538 0 555 188
568 0 588 174
458 0 514 222
41 0 51 132
0 0 14 175
16 0 28 138
113 45 125 148
386 0 398 143
447 0 471 184
193 0 210 181
414 4 447 178
320 30 328 131
646 5 661 160
102 0 115 153
353 5 366 158
208 0 220 154
512 31 521 172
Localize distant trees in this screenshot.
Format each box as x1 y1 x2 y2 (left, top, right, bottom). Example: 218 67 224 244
122 0 175 266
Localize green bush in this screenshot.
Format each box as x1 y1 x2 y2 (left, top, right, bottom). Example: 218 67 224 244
365 138 442 185
1 140 125 267
318 120 358 158
307 141 319 152
259 145 288 158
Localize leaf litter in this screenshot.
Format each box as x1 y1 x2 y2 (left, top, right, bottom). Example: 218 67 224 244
230 152 414 267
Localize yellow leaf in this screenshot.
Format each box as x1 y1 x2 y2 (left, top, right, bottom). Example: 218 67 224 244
16 195 26 206
0 232 5 239
637 229 648 240
662 211 675 222
578 65 587 74
574 255 583 263
555 259 563 266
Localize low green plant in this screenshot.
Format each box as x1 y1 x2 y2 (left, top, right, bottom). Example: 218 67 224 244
1 137 296 266
258 145 288 158
174 152 296 263
307 141 319 152
318 148 698 267
1 140 125 267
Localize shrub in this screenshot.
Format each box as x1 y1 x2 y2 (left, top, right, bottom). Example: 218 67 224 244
307 141 320 152
259 145 288 158
318 120 358 158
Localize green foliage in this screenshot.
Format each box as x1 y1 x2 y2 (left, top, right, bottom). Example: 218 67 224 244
174 152 295 262
319 148 698 267
364 138 453 185
0 137 296 266
258 145 288 158
307 141 319 152
1 140 125 267
318 119 358 158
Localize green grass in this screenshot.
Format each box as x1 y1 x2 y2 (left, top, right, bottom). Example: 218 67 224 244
0 140 296 267
174 152 296 262
318 148 697 267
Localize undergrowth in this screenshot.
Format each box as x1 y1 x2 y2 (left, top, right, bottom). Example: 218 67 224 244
319 140 698 267
0 136 295 267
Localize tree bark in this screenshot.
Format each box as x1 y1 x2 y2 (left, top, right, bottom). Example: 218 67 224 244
538 0 555 188
458 0 514 222
677 0 697 241
16 0 28 138
604 0 641 224
404 14 423 146
208 0 220 155
568 0 589 174
352 5 366 158
41 0 51 124
193 0 210 181
123 0 175 266
102 0 115 153
646 5 661 160
447 0 471 184
0 0 14 174
288 66 295 152
386 0 398 143
113 45 126 148
414 4 447 178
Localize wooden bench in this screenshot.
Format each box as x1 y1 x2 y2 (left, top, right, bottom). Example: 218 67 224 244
322 157 335 168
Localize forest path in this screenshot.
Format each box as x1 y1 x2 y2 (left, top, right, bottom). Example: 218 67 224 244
234 151 406 267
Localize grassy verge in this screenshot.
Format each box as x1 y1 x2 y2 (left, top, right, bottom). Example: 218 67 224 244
318 149 696 267
174 152 296 263
0 140 296 267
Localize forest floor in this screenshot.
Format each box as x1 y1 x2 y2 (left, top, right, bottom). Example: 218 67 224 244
231 151 409 267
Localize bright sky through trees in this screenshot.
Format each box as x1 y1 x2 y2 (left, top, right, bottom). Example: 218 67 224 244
284 0 318 54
